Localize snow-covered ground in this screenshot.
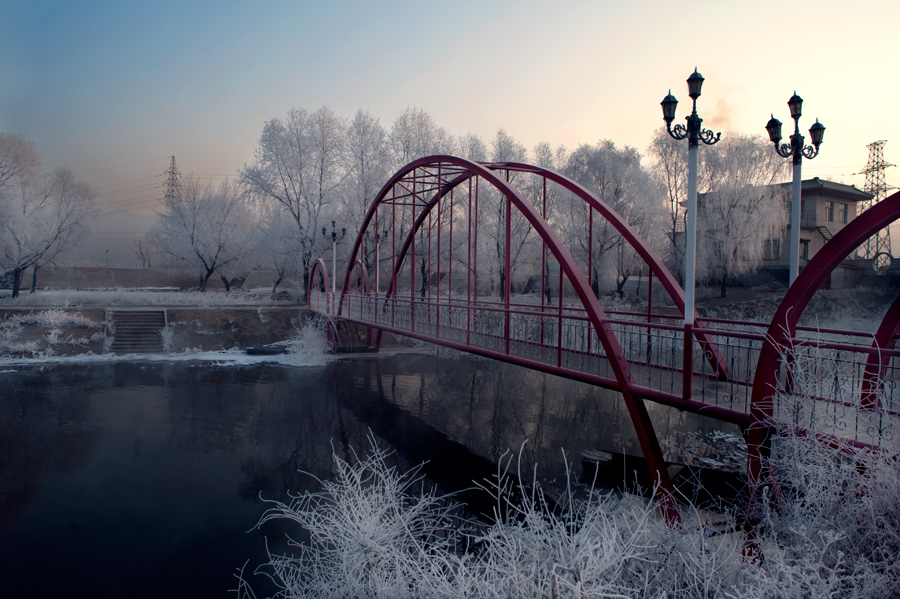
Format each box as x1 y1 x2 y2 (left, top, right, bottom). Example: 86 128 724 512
0 288 296 307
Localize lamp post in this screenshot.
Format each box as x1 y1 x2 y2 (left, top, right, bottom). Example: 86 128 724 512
765 93 825 285
322 220 346 293
661 68 721 328
365 228 389 295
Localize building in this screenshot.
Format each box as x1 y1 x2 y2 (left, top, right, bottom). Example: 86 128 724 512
762 177 873 286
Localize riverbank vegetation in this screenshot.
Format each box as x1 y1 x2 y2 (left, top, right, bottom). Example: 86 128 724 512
241 427 899 598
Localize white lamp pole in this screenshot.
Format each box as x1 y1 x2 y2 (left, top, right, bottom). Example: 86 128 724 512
322 221 346 294
766 93 825 285
661 68 721 328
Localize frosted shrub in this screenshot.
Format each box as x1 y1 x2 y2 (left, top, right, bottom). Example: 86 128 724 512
252 436 470 599
738 434 900 598
243 430 900 598
284 318 331 366
244 441 750 598
0 309 100 357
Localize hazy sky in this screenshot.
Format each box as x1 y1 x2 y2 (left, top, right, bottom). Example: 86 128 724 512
2 0 899 263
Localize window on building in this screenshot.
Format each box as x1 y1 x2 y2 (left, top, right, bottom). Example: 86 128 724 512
825 201 835 222
839 203 848 224
800 240 810 261
764 238 782 260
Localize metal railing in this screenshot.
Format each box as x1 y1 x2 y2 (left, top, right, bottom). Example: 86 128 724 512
310 290 899 449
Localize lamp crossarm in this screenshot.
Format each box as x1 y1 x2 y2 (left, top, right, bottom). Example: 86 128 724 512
801 145 820 160
666 122 688 141
699 128 721 146
774 143 793 158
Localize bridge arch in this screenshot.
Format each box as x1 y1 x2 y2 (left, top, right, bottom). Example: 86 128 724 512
750 189 900 430
335 155 703 523
307 258 331 312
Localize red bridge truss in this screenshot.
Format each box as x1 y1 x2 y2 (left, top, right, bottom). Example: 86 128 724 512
308 156 900 527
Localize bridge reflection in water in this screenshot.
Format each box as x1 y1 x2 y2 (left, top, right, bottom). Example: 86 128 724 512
310 156 900 526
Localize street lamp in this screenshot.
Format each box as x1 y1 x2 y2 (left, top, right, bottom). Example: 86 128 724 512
765 92 825 284
322 220 346 293
661 68 721 328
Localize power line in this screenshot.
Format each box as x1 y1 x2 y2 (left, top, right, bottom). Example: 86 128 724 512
94 173 164 191
96 182 163 199
101 190 163 206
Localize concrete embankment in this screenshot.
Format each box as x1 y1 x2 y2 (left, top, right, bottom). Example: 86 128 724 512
0 306 313 358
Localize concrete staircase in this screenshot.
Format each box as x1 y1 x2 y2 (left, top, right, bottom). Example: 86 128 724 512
109 310 166 354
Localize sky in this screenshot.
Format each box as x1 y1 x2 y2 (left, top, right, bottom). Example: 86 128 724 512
2 0 899 266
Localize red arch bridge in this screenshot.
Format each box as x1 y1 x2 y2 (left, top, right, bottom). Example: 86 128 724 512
308 155 900 526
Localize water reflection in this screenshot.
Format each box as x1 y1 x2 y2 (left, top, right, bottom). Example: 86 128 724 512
331 353 741 489
0 363 359 598
0 353 740 597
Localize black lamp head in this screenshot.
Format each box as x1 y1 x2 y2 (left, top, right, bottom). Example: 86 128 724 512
788 92 803 121
687 68 704 100
661 90 678 124
809 119 825 147
765 114 783 144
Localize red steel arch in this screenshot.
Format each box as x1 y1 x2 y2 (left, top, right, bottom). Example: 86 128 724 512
746 190 900 508
750 189 900 432
861 294 900 410
307 258 332 313
488 161 729 380
338 155 683 523
342 158 728 376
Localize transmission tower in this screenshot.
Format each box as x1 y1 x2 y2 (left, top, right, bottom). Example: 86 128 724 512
164 155 182 204
857 141 895 267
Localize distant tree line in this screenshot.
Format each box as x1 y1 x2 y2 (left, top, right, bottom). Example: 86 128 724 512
1 106 788 299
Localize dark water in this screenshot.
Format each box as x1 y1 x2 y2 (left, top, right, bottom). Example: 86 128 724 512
0 353 739 598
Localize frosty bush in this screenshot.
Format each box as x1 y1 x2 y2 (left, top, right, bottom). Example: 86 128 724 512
283 317 331 366
241 428 900 599
160 325 174 353
251 436 472 598
734 434 900 598
0 309 101 357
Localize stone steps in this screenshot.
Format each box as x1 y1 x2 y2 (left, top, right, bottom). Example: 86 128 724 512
109 309 166 354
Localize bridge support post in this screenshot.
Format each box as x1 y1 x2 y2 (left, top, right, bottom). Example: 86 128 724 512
624 392 683 529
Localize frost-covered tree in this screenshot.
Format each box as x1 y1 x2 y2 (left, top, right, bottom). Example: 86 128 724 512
460 132 488 163
0 134 97 297
0 133 41 195
253 203 303 294
698 134 789 297
646 128 692 284
478 128 533 295
150 177 254 292
389 107 455 170
341 109 389 237
563 141 663 296
241 106 346 299
132 234 158 268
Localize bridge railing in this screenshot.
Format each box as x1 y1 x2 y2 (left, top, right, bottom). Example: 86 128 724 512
311 290 900 448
